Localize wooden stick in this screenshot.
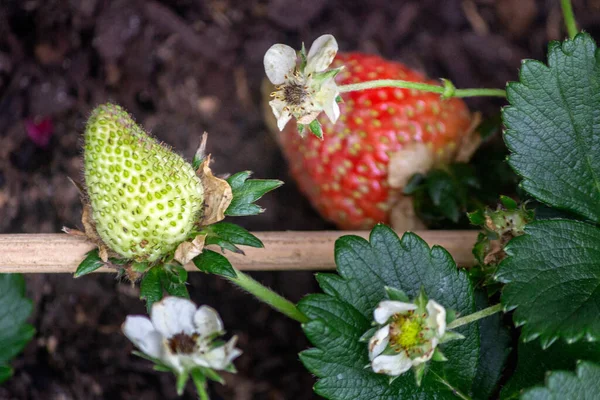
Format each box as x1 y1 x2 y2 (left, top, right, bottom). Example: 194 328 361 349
0 231 478 274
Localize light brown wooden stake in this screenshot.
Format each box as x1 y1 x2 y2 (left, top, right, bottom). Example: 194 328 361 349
0 231 478 274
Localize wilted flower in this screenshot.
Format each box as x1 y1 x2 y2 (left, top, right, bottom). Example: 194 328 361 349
366 289 462 384
264 34 342 134
122 297 241 377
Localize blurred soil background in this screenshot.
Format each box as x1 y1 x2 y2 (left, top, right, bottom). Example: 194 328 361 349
1 0 600 399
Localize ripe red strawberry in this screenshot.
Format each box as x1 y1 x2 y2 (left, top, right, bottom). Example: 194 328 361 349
277 53 476 229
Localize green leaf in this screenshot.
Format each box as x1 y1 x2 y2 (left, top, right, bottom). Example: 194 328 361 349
0 274 35 383
225 171 283 217
298 224 479 399
471 290 511 399
74 249 104 277
521 361 600 400
0 365 12 384
503 33 600 223
496 219 600 346
140 267 164 312
193 250 236 278
501 335 600 399
205 222 264 255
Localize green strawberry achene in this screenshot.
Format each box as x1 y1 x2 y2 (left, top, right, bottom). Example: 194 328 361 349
83 103 204 262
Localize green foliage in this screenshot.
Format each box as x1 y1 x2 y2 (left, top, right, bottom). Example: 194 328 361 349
496 219 600 347
140 265 189 312
521 362 600 400
503 33 600 223
193 250 237 278
298 225 505 399
500 334 600 399
203 222 263 255
0 274 35 384
225 171 283 217
404 164 481 224
74 249 104 277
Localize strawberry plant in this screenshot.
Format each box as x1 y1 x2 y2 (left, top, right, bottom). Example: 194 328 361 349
4 0 600 398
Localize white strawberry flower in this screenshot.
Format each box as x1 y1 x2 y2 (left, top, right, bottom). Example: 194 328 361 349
366 291 461 384
264 34 342 132
122 297 241 376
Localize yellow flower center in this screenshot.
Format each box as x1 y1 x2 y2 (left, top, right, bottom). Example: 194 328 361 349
390 311 426 351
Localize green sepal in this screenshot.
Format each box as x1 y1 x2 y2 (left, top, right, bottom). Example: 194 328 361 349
203 222 264 256
309 119 323 140
414 287 428 312
385 286 410 302
312 67 343 85
414 363 427 386
467 209 486 226
299 42 307 73
193 249 237 278
132 261 150 273
297 123 306 137
431 348 448 362
74 249 104 278
225 171 283 217
176 371 189 396
499 195 518 210
445 309 457 325
359 327 378 343
140 266 164 312
191 369 210 400
439 330 465 344
199 366 225 384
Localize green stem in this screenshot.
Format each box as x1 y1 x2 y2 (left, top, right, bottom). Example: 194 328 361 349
338 79 506 98
561 0 578 39
447 304 503 330
227 268 309 324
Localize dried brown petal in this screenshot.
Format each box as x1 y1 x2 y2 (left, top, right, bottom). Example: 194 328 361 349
196 155 233 226
174 234 207 265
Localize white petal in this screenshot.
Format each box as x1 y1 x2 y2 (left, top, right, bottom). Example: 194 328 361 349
316 79 340 123
269 98 286 118
426 300 447 337
151 297 197 338
374 300 417 324
412 338 438 365
199 337 242 370
306 34 338 74
368 325 390 360
122 316 164 360
162 351 185 374
276 112 293 130
193 305 224 337
264 44 297 84
372 353 412 376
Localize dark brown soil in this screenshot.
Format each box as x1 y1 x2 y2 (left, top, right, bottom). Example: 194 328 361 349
1 1 600 399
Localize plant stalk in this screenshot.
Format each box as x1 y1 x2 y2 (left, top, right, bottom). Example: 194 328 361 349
227 268 309 323
338 79 507 98
447 304 503 330
561 0 578 39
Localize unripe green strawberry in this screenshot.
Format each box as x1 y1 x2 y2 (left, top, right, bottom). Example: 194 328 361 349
83 104 204 262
